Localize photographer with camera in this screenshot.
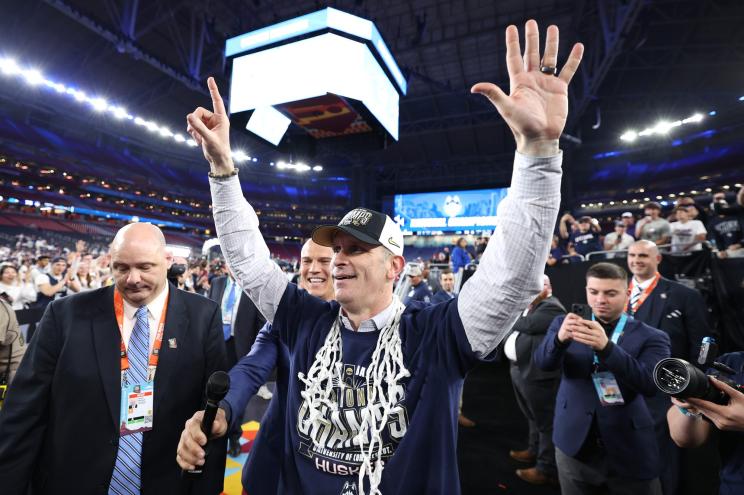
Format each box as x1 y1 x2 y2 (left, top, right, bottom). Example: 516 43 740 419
167 255 195 292
666 352 744 494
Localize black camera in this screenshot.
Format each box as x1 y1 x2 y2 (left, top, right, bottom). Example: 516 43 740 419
653 358 744 405
167 264 187 286
168 263 187 278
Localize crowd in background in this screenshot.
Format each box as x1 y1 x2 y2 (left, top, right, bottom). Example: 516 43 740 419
549 186 744 265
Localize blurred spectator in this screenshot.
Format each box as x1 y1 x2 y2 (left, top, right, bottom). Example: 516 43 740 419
169 256 195 292
441 246 451 263
403 265 432 305
0 298 28 389
34 257 80 309
636 202 671 246
621 212 636 239
475 237 489 258
561 243 584 264
669 205 707 253
603 221 634 257
675 197 707 226
559 214 601 257
0 265 36 310
29 255 50 287
75 260 101 292
708 191 744 259
451 238 472 273
432 269 456 304
504 275 565 486
547 235 565 267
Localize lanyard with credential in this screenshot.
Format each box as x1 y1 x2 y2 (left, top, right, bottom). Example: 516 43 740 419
592 312 628 367
113 289 169 382
625 272 661 315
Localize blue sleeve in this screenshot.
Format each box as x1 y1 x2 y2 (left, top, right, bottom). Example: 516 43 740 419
222 323 279 432
404 298 488 378
533 315 568 371
274 283 336 351
599 326 671 397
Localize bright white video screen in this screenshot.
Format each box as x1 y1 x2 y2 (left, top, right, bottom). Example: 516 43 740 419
229 33 399 140
394 188 509 235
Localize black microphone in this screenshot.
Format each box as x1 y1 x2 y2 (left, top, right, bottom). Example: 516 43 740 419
184 371 230 477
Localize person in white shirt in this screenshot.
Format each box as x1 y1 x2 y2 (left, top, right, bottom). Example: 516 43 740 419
670 205 707 253
603 221 635 258
34 257 81 309
0 264 37 310
29 255 50 290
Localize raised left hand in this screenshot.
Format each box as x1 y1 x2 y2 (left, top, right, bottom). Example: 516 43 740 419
471 20 583 157
687 377 744 432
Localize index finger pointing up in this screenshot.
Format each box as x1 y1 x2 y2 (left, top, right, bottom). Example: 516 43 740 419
207 77 227 115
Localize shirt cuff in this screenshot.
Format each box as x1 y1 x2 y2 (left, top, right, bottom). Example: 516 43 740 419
554 334 570 349
597 341 615 359
219 399 232 425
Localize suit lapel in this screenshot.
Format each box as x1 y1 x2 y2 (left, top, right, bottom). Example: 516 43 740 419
153 285 189 414
645 279 669 328
91 286 120 429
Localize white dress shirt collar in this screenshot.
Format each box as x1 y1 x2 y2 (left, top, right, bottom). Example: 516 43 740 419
122 283 170 326
340 298 397 333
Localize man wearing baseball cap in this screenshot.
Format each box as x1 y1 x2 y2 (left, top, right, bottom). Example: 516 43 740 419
621 212 636 239
178 19 584 495
401 264 433 305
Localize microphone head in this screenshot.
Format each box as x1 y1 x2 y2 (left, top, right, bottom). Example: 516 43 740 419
205 371 230 401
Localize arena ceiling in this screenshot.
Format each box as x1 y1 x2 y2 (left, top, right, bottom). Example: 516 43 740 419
1 0 743 211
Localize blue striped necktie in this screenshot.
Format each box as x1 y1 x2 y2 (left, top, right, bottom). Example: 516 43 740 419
110 305 149 495
629 284 642 313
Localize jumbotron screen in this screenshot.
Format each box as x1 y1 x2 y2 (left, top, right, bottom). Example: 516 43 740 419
394 188 508 235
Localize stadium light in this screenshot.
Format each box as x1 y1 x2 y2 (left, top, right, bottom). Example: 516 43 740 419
619 112 706 143
0 54 332 174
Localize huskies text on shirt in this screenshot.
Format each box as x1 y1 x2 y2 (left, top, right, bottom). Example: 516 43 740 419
273 285 479 495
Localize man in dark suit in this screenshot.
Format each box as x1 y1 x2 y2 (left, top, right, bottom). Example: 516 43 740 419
431 269 456 304
535 262 670 495
0 223 227 495
207 269 266 456
626 239 713 495
503 274 565 485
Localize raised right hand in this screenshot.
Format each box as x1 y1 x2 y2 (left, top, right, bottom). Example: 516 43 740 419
558 313 584 343
187 77 234 174
176 408 228 470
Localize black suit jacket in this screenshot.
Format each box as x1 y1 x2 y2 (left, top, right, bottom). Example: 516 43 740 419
632 277 711 362
0 284 227 495
507 296 566 381
208 276 266 358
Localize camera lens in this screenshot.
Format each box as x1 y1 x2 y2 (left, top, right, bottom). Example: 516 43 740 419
653 358 726 403
653 358 690 395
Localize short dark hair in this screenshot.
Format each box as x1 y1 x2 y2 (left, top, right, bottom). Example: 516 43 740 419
439 268 453 276
0 264 17 278
586 262 628 283
643 201 662 211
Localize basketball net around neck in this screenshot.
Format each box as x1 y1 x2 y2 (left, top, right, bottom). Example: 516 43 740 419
297 299 408 495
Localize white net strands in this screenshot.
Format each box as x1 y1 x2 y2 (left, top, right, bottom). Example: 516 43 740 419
297 299 409 495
